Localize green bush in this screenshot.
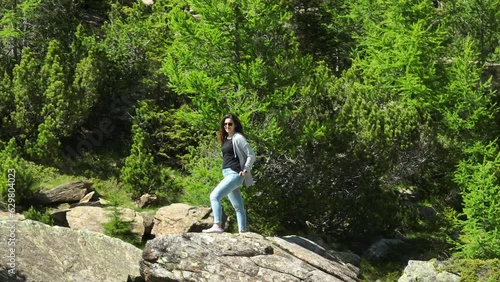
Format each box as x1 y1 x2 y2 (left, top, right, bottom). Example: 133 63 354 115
120 124 158 198
0 138 36 206
454 142 500 259
91 177 134 208
359 259 404 282
120 103 186 202
23 206 54 225
443 259 500 282
178 137 222 206
102 207 139 246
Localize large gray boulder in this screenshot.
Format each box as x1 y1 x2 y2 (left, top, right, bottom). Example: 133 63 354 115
398 260 460 282
140 232 360 282
0 220 143 282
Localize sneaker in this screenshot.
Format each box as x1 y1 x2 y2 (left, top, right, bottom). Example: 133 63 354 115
202 225 224 233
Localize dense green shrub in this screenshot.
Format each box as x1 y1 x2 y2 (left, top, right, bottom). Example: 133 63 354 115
120 123 160 198
178 137 222 206
23 206 54 225
0 138 36 206
102 207 139 246
120 102 188 201
454 142 500 259
443 259 500 282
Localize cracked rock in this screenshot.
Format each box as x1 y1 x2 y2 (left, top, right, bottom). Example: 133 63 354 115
140 232 360 282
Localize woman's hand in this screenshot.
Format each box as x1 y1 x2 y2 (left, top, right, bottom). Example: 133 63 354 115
239 170 247 178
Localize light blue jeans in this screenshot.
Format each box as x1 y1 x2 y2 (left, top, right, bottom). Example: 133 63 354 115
210 168 247 232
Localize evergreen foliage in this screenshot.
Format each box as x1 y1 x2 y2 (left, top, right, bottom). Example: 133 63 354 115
444 259 500 281
120 121 160 198
120 101 182 201
163 0 315 144
23 206 54 225
178 137 222 206
0 139 35 205
442 0 500 63
28 40 69 161
0 71 15 141
454 142 500 259
102 207 140 246
11 47 42 142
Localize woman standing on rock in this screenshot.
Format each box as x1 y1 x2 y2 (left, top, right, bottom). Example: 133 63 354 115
202 114 256 233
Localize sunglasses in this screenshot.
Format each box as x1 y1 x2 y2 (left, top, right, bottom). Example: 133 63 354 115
224 122 233 127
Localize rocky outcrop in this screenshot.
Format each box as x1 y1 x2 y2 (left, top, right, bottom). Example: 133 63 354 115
32 180 93 205
398 260 460 282
151 203 214 236
27 180 151 239
140 232 360 282
27 179 217 243
0 220 143 282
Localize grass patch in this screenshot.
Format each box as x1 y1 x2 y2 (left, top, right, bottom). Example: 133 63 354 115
90 177 136 209
359 258 405 281
29 163 79 191
442 259 500 282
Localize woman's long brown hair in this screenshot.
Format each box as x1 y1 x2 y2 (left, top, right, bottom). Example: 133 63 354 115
217 114 244 146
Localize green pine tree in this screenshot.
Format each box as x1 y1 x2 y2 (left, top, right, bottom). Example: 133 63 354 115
0 71 15 140
27 40 70 161
120 101 178 200
454 141 500 259
12 47 42 141
163 0 315 146
0 138 35 205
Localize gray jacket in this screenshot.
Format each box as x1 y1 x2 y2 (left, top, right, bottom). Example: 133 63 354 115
231 133 256 187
